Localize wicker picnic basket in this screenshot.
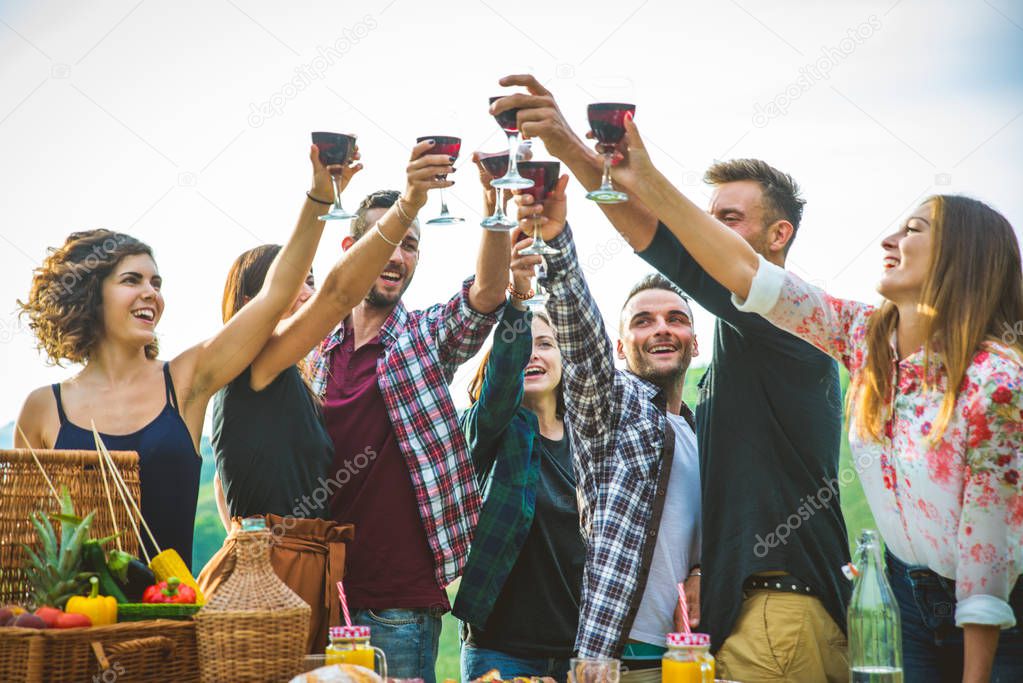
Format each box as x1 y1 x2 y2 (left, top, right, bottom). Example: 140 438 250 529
0 449 142 606
195 525 310 682
0 619 199 683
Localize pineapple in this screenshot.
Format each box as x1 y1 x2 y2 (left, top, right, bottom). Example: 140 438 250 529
21 488 96 608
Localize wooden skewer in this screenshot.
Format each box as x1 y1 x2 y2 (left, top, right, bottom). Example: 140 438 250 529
92 430 124 552
15 423 60 505
91 421 162 557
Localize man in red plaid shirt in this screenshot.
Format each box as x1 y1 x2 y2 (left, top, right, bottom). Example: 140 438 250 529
308 152 509 682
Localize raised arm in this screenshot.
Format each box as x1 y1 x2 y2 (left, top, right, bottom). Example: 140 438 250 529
493 74 660 251
247 141 453 390
175 146 353 406
513 182 620 443
603 114 762 300
461 304 533 478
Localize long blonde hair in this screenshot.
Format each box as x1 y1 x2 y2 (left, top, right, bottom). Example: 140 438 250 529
854 195 1023 441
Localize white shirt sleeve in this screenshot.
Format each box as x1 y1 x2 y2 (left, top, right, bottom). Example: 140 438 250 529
731 254 787 314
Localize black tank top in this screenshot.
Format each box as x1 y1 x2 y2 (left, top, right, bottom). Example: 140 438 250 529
52 363 201 569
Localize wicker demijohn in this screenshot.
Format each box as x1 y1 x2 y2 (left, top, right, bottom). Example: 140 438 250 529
195 521 311 682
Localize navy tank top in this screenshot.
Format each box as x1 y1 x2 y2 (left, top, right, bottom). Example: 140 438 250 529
52 363 202 569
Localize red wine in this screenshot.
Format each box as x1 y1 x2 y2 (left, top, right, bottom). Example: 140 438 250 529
417 136 460 179
477 151 509 178
311 132 357 169
517 161 560 203
587 103 635 145
489 96 520 133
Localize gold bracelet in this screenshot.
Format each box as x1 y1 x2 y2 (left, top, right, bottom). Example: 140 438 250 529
393 198 414 224
373 223 402 248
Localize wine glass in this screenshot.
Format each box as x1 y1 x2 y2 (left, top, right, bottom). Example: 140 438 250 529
416 136 464 225
585 103 635 204
488 96 534 190
516 161 561 256
523 260 551 315
477 151 517 231
311 132 357 220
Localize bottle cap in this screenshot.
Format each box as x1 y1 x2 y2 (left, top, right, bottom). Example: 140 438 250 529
666 632 710 647
329 625 370 640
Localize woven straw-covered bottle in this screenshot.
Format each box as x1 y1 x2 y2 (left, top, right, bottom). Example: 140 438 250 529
195 517 310 682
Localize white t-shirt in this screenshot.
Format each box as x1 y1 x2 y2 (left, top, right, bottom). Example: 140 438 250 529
628 412 702 645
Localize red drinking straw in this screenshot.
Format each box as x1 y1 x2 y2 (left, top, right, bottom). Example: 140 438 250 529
676 581 691 635
337 580 352 627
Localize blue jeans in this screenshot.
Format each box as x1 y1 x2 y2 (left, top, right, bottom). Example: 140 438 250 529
352 607 445 683
460 642 571 683
886 550 1023 682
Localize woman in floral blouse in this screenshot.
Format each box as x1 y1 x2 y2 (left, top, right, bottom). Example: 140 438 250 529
606 114 1023 682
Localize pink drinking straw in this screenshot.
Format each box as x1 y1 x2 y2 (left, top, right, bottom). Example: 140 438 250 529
337 580 353 627
676 581 692 634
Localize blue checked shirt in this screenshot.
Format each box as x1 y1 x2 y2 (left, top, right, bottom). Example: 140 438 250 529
308 277 502 586
546 226 695 658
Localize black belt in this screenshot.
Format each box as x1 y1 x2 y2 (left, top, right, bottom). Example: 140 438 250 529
743 574 815 596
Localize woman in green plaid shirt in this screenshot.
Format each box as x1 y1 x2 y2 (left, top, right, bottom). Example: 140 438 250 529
453 258 584 682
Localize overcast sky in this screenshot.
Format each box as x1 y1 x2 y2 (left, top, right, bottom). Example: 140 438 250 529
1 0 1021 428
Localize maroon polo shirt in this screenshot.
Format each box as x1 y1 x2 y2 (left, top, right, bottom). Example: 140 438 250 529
323 321 448 610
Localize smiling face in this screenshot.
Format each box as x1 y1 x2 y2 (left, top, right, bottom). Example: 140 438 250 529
100 253 164 351
523 315 562 401
878 202 936 304
617 288 698 384
345 207 421 308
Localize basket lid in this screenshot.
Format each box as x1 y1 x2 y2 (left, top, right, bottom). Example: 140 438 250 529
666 632 710 647
329 625 370 639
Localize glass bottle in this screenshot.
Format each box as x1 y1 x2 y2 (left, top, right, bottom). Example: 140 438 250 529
325 625 387 678
662 632 714 683
848 529 904 682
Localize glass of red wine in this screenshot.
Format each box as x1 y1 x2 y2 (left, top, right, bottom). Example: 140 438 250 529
516 161 561 256
311 132 357 220
416 136 464 225
477 151 517 230
585 103 635 204
489 96 534 190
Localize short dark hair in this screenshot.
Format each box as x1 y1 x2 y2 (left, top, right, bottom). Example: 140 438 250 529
350 190 404 241
620 273 691 331
704 158 806 252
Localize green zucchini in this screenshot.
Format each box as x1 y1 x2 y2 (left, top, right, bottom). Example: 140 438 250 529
83 540 128 603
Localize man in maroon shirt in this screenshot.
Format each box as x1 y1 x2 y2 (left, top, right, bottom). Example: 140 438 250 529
308 155 509 682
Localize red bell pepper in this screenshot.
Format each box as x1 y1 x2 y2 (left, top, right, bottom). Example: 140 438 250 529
141 577 197 604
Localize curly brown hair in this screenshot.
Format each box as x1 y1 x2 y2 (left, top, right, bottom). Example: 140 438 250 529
18 229 158 365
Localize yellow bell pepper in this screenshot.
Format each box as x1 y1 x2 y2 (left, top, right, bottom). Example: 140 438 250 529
66 576 117 626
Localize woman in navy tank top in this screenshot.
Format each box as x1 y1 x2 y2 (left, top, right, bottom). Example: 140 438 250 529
14 145 356 569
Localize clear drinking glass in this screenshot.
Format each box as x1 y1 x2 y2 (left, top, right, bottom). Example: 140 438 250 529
585 103 635 204
311 132 357 220
416 136 464 225
489 96 534 190
568 657 620 683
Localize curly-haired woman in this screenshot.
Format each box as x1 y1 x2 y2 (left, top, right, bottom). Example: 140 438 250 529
14 146 357 569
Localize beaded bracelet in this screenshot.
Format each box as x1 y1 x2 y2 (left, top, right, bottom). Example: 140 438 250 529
507 283 535 300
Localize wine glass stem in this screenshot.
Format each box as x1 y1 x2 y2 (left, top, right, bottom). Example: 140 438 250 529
439 187 450 216
600 152 614 190
506 133 521 176
331 175 344 210
533 216 548 249
493 190 507 221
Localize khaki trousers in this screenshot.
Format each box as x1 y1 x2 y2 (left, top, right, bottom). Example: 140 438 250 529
715 590 848 683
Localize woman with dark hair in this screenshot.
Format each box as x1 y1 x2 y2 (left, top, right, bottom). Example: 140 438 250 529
14 146 353 569
454 219 582 682
199 139 455 652
607 115 1023 682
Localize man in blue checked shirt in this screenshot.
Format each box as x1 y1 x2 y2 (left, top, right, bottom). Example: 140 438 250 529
512 179 702 682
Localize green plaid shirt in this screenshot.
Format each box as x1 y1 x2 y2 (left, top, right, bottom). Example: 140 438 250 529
453 305 544 629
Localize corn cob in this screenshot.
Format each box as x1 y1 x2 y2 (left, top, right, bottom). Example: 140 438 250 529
149 549 205 605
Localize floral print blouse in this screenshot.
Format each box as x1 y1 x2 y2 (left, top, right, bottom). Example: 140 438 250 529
735 255 1023 628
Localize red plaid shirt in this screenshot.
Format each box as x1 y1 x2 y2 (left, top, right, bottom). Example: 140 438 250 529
309 277 502 586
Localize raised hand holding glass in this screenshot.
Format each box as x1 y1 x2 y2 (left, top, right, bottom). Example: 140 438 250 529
416 136 464 225
585 103 635 204
516 160 561 256
311 132 357 220
489 96 534 190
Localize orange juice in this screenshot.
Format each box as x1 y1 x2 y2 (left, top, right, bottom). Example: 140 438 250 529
325 644 375 669
661 655 715 683
662 632 715 683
